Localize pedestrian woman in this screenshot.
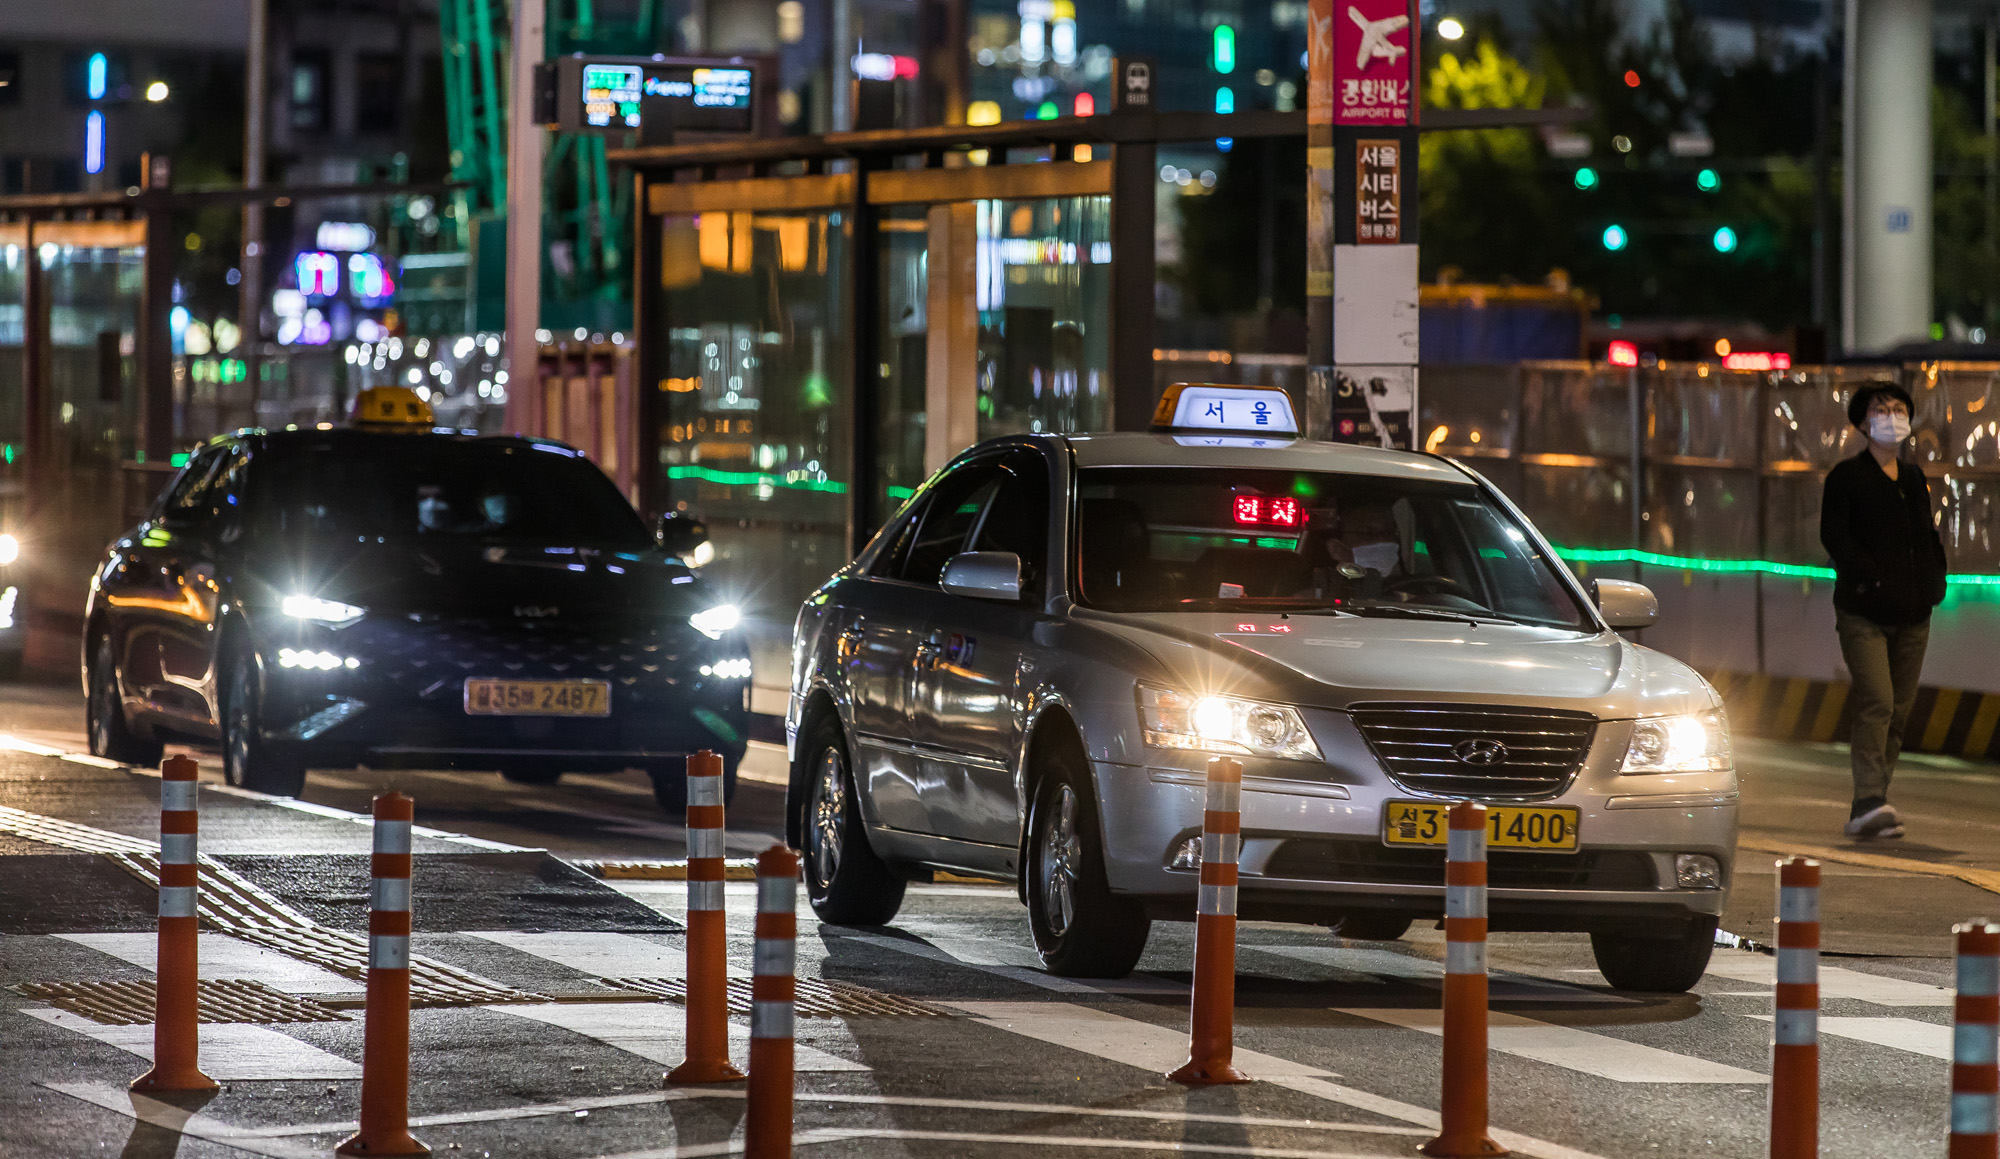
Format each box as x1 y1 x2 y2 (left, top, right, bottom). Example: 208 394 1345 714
1818 381 1947 840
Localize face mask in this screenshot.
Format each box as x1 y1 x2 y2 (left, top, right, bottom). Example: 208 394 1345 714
1868 412 1911 445
1352 543 1401 574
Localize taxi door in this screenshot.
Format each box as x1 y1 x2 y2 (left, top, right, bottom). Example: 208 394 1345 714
109 446 233 728
908 448 1050 850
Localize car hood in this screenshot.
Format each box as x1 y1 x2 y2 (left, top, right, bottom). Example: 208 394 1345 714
1075 609 1716 719
241 539 717 621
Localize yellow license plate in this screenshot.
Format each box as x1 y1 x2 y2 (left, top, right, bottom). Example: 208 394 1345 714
1382 800 1580 852
463 679 611 717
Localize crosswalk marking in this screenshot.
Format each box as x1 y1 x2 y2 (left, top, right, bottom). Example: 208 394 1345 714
1741 1014 1952 1059
1254 945 1631 1004
21 1007 360 1080
949 999 1335 1079
1704 954 1953 1005
1338 1007 1767 1083
464 929 717 978
57 931 355 994
489 1000 868 1071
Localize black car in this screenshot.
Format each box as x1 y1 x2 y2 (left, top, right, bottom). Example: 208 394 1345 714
82 413 750 810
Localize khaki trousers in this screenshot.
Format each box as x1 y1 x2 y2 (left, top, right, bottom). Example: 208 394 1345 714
1834 609 1931 803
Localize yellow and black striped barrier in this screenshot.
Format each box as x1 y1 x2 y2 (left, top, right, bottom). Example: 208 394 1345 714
1703 669 2000 761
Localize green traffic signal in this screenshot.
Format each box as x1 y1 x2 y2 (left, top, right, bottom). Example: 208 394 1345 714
1696 168 1720 192
1602 224 1628 250
1213 24 1236 73
1574 167 1599 191
1712 226 1737 253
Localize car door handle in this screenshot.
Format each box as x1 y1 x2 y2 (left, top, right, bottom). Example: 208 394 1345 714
913 640 940 669
839 623 865 642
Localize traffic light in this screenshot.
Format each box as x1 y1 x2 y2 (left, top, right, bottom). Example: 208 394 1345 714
1213 24 1236 74
1602 224 1628 251
1696 168 1720 192
1215 87 1234 114
1712 226 1737 253
1574 167 1599 190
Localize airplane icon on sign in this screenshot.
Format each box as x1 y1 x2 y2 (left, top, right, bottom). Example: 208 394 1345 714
1348 6 1410 69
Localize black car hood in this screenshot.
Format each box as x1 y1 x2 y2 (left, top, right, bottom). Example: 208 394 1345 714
240 539 717 621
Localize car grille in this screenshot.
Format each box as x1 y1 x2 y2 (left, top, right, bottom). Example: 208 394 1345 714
1349 702 1597 799
1263 839 1654 891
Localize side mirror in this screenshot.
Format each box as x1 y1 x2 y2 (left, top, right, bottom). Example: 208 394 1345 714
1592 577 1659 629
657 512 709 558
940 551 1022 601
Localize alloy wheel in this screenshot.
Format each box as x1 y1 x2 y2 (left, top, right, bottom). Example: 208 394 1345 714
1038 784 1081 937
807 746 846 888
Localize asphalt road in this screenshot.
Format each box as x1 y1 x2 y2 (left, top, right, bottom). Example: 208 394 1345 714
2 673 1998 1157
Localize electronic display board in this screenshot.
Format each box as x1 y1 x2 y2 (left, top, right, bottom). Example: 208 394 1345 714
552 55 760 142
582 62 642 129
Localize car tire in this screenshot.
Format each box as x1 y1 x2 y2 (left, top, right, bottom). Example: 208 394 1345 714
649 753 741 815
1026 747 1150 978
500 764 563 785
1333 913 1413 941
87 636 163 768
797 715 905 926
222 652 307 797
1590 916 1718 992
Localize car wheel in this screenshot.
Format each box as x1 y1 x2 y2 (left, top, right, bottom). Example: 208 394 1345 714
499 764 563 785
1590 916 1718 992
222 653 306 797
798 716 904 925
1332 913 1413 941
87 636 162 767
1026 748 1150 978
649 752 741 815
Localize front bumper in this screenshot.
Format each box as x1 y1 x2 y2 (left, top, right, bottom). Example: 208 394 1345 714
255 613 751 770
1092 713 1738 936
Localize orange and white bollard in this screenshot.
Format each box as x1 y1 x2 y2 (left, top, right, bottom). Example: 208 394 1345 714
1421 801 1505 1158
1169 756 1249 1085
667 750 744 1084
133 754 217 1093
1769 855 1819 1159
744 844 799 1159
336 793 428 1157
1951 919 2000 1159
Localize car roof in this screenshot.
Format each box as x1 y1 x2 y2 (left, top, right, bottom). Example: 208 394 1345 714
214 427 583 456
1058 432 1477 484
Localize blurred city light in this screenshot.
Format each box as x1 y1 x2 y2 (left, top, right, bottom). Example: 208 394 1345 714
1438 17 1465 39
1574 167 1599 190
1602 223 1628 250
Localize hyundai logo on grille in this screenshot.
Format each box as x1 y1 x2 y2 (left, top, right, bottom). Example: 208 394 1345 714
1452 738 1509 765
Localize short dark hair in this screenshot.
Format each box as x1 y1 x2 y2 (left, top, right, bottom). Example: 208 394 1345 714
1847 380 1913 429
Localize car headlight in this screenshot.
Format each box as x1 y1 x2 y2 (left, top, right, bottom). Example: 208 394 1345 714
1620 709 1731 774
1137 685 1322 761
281 594 366 626
689 603 740 640
0 535 20 565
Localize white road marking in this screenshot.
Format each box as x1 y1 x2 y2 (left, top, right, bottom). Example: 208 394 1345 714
487 1001 868 1071
846 932 1100 993
1740 1014 1952 1059
21 1007 361 1080
463 929 716 978
949 999 1335 1079
56 932 355 994
1337 1007 1765 1084
1703 954 1954 1005
1255 945 1631 1004
42 1083 321 1159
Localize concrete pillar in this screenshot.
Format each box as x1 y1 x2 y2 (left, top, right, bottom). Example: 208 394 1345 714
1843 0 1933 353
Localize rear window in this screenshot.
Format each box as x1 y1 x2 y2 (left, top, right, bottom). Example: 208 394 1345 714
247 439 651 549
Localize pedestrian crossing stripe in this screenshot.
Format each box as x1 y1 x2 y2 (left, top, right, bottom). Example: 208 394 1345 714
1704 668 2000 760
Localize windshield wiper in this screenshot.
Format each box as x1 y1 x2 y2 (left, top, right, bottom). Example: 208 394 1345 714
1344 602 1484 626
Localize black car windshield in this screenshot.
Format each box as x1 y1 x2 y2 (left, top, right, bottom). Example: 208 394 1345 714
248 438 653 548
1074 466 1592 629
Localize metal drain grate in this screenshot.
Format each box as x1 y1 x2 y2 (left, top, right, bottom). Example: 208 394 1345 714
227 925 543 1007
14 979 350 1025
600 976 956 1018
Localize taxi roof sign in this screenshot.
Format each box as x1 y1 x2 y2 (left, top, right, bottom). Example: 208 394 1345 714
1149 382 1299 437
350 385 436 427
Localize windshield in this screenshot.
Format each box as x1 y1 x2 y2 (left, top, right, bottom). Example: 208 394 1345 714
248 439 653 549
1073 467 1592 629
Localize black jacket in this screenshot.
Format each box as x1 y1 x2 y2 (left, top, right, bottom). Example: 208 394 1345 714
1819 451 1947 626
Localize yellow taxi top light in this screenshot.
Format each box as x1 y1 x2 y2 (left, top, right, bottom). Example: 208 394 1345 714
1150 382 1300 436
350 385 436 427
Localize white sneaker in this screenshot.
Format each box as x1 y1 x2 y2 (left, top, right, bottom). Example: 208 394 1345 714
1845 803 1902 840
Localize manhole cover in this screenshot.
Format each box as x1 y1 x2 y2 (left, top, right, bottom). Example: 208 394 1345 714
15 979 350 1025
600 976 955 1018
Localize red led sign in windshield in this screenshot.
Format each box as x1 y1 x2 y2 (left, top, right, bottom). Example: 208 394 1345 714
1232 495 1300 527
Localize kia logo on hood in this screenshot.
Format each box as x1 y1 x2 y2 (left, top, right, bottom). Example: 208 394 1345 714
1452 738 1508 766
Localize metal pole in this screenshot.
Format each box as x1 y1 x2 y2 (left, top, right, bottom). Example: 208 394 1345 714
505 0 546 436
1305 0 1333 438
831 0 853 132
21 218 43 519
242 0 267 426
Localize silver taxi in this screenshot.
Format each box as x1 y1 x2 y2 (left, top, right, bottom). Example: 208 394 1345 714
784 385 1737 990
